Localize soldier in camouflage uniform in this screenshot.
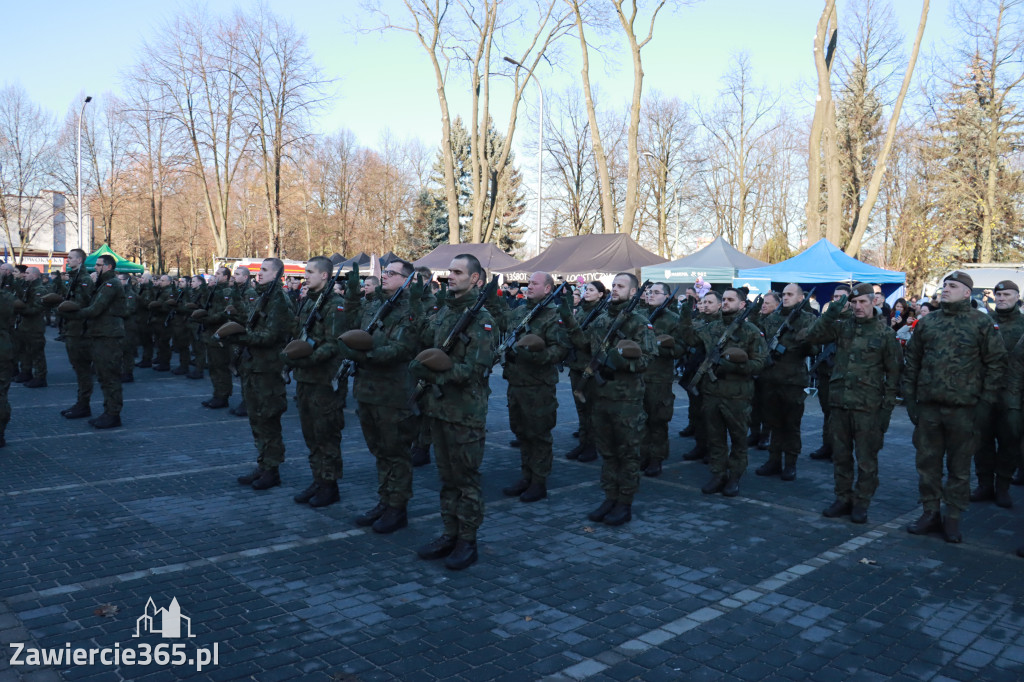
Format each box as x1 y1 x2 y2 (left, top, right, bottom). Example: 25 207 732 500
228 267 258 417
117 273 136 383
53 249 96 418
412 254 496 570
904 271 1007 543
681 292 721 463
755 283 818 481
14 267 47 388
59 254 126 429
678 288 768 497
0 273 14 446
565 281 607 463
195 267 237 409
134 273 154 368
808 285 853 462
224 258 294 491
972 279 1024 507
748 292 779 450
567 273 656 526
342 260 422 532
185 275 209 380
493 271 568 502
409 266 437 468
804 283 902 523
149 275 174 372
284 256 348 508
641 283 684 477
170 277 192 375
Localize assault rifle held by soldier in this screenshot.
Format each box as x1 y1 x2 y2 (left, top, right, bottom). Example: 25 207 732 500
648 285 682 323
217 270 281 377
685 294 763 396
765 287 815 366
494 280 567 367
573 280 651 403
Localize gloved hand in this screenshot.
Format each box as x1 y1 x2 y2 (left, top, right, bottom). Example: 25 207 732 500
435 282 448 309
558 297 576 328
603 348 628 372
409 359 443 384
486 281 502 309
409 274 425 301
336 340 367 363
906 399 920 426
279 352 313 368
717 358 741 374
824 295 847 321
345 264 361 301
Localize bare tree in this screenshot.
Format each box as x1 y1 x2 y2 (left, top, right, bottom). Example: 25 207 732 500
638 91 695 256
543 86 600 237
82 95 133 247
807 0 843 244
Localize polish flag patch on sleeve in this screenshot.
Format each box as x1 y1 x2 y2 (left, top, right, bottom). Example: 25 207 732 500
647 323 654 329
483 323 492 332
337 305 345 311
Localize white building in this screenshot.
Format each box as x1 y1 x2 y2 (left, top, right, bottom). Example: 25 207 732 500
0 189 92 259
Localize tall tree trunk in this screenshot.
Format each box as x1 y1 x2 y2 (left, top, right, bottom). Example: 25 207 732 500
810 0 839 244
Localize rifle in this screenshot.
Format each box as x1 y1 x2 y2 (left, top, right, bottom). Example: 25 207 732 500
809 342 836 375
765 288 815 365
57 266 83 338
408 276 498 414
561 291 610 372
333 271 416 389
494 281 566 367
163 287 186 327
13 278 31 330
685 294 763 396
573 280 651 404
648 285 682 324
223 272 281 377
197 284 216 335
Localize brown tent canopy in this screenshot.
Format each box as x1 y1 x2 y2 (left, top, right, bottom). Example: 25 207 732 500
413 243 520 276
495 233 666 283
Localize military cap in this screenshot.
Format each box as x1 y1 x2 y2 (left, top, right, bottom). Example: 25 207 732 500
40 292 63 306
656 334 675 349
416 347 453 372
516 333 546 352
994 280 1019 293
283 339 314 360
722 347 748 363
616 339 642 359
849 283 875 300
944 270 974 289
339 329 374 351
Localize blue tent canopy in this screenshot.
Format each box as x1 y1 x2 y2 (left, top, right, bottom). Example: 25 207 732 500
736 239 905 285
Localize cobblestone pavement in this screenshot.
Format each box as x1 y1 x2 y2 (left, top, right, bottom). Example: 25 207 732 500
2 328 1024 681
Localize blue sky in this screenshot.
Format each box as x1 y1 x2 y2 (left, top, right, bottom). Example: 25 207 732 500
2 0 952 150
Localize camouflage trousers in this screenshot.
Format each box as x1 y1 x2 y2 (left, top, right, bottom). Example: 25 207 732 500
172 326 191 369
508 384 557 483
760 383 807 463
429 418 485 542
359 402 417 506
974 404 1019 487
703 394 750 477
242 371 287 471
121 322 136 375
14 332 46 381
64 335 94 405
913 403 977 516
154 327 171 366
816 375 832 451
91 338 123 416
191 332 207 371
413 415 433 450
750 378 766 438
205 342 234 399
642 380 675 464
592 398 645 504
689 392 706 450
297 382 343 481
569 369 595 445
830 408 883 507
137 322 153 363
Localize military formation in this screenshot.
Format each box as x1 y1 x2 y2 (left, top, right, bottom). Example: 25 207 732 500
6 255 1024 566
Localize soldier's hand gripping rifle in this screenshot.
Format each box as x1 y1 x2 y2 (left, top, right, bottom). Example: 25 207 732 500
56 265 83 337
572 280 651 404
561 291 611 371
494 281 567 368
765 288 815 366
218 272 280 377
408 276 498 414
163 287 186 328
280 264 344 385
685 294 763 396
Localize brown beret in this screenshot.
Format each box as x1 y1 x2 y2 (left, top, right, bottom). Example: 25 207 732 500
283 339 314 360
944 270 974 290
416 347 453 372
994 280 1019 293
12 299 26 311
190 309 208 319
849 283 875 300
57 301 81 313
339 329 374 351
616 339 642 359
214 321 245 338
516 333 546 352
722 347 748 363
40 292 63 306
656 334 675 349
148 301 161 310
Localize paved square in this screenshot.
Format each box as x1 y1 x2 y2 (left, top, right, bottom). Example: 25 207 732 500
2 328 1023 681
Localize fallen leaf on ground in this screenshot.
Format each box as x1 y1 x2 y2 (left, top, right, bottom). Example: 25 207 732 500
94 604 119 617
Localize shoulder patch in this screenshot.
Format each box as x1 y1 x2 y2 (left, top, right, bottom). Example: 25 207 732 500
483 323 492 332
105 282 113 287
647 323 654 329
337 305 345 311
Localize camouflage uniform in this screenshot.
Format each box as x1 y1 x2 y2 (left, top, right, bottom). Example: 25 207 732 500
497 299 569 487
234 282 293 472
202 281 239 402
810 309 853 458
974 305 1024 493
57 268 96 406
567 298 601 451
290 289 347 482
679 309 712 457
678 308 767 480
187 283 209 374
577 300 657 505
415 289 495 542
642 305 683 466
14 279 46 382
805 306 902 509
135 281 154 366
120 281 137 377
758 304 818 470
904 298 1007 518
151 285 174 369
170 285 192 372
66 270 126 417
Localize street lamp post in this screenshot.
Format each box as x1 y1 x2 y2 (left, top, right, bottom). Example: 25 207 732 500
76 95 92 251
503 57 543 256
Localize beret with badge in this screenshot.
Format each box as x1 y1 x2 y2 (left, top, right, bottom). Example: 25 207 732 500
944 270 974 290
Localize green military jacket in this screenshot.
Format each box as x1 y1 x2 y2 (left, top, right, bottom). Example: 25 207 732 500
760 303 818 386
417 289 496 429
677 307 768 400
643 305 684 385
203 282 237 337
135 282 153 327
121 282 137 321
577 299 657 402
288 289 346 385
497 299 569 388
15 280 45 335
992 306 1024 350
58 267 95 337
235 282 293 374
804 310 902 412
150 286 173 329
66 269 126 338
904 298 1007 407
350 291 419 407
567 297 602 372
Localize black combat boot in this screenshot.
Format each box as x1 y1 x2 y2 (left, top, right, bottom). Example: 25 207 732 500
970 482 996 503
88 413 122 429
822 499 852 518
679 424 696 438
153 363 170 372
251 468 282 491
722 475 742 497
24 377 47 388
943 515 962 543
355 502 387 527
186 369 204 380
417 534 457 560
410 446 430 467
682 446 706 462
202 396 229 409
171 366 188 376
780 455 797 482
230 402 248 417
1014 468 1024 486
372 506 408 534
995 481 1013 509
907 510 942 535
643 460 662 477
587 499 616 522
850 506 868 524
308 480 339 507
520 480 547 503
13 372 31 383
701 473 727 495
237 467 262 485
756 458 782 477
445 539 478 570
577 444 598 462
809 444 833 461
502 478 530 497
565 443 585 460
603 502 632 526
294 481 319 504
62 403 91 419
135 360 152 368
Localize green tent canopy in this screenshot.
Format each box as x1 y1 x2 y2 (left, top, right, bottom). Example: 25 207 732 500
83 244 144 274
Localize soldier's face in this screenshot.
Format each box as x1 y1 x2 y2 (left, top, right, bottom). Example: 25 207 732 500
526 273 551 302
68 252 83 268
722 291 744 314
995 289 1019 310
851 295 874 319
702 295 720 314
233 270 248 285
583 283 602 302
305 265 329 293
782 284 803 308
647 286 669 308
159 276 171 288
447 258 480 295
257 262 277 285
761 297 778 315
941 279 971 303
610 276 634 303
